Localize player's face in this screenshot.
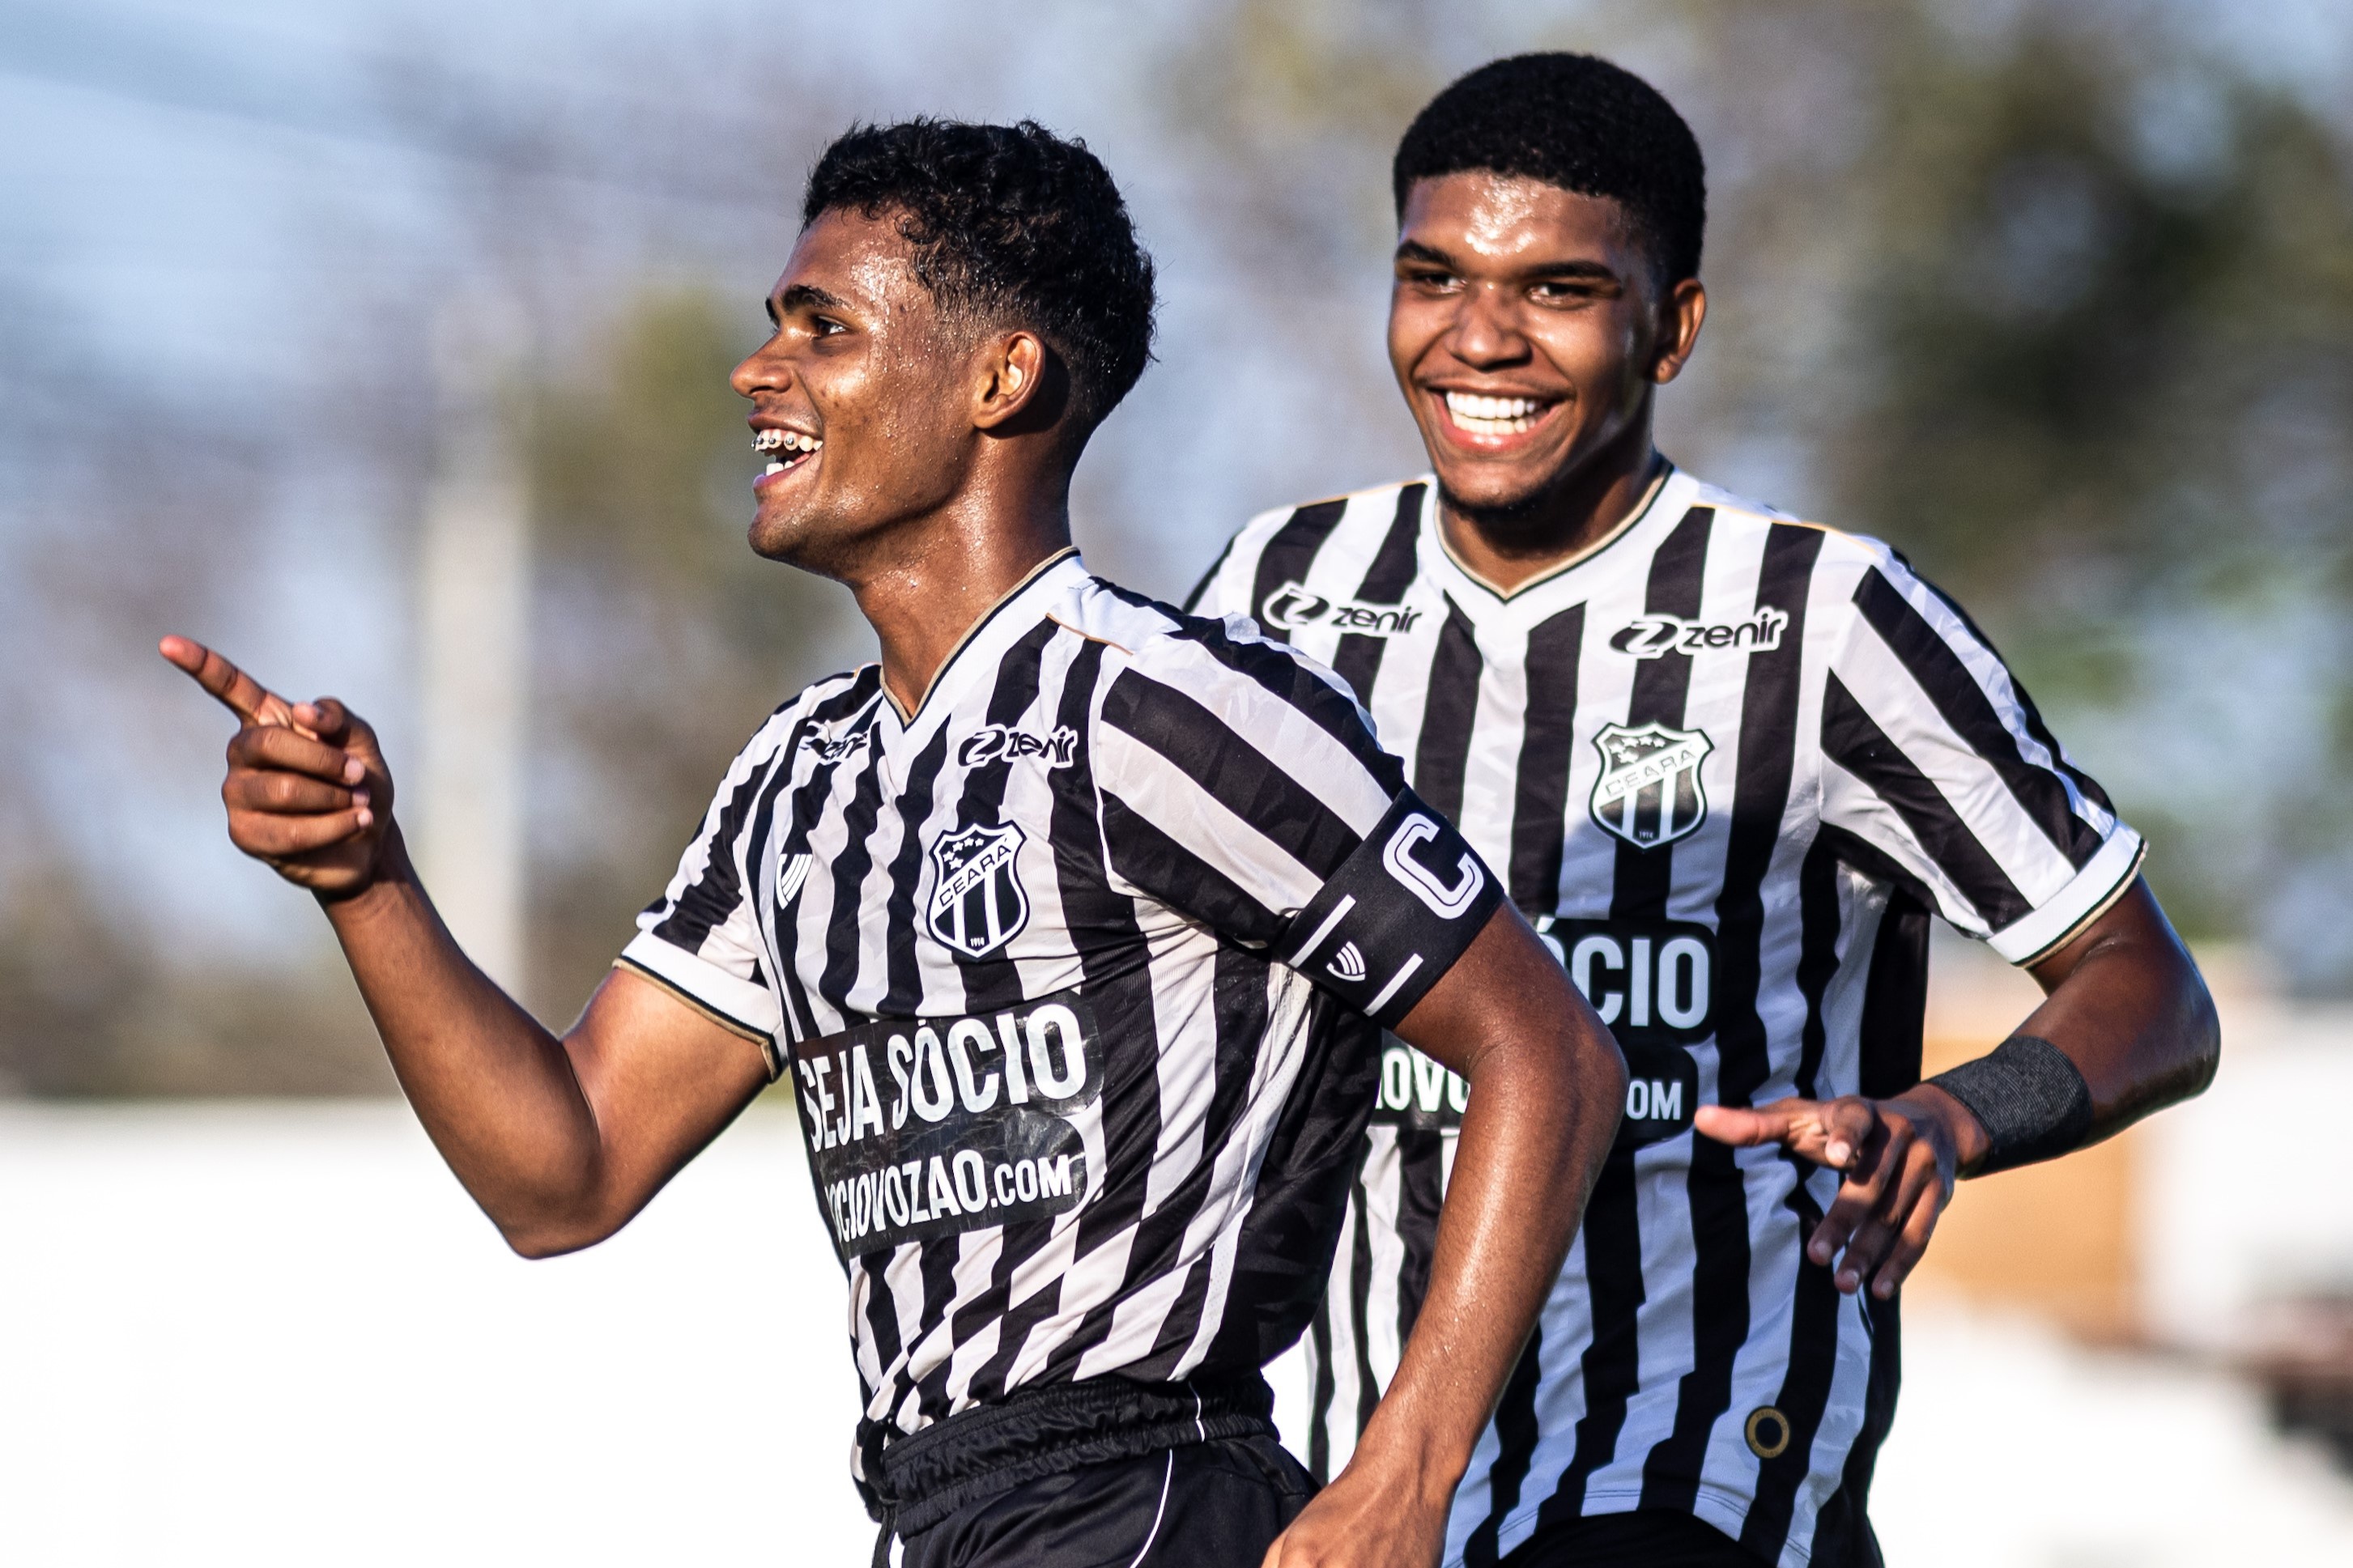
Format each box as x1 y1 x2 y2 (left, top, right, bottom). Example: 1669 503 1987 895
731 210 982 575
1389 172 1696 517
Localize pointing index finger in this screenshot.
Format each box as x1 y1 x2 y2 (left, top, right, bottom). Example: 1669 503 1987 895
160 635 293 728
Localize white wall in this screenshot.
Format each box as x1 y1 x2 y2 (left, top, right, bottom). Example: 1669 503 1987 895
9 1095 2353 1566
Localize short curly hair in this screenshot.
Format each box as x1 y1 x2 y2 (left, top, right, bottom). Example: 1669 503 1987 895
802 118 1157 436
1394 53 1706 288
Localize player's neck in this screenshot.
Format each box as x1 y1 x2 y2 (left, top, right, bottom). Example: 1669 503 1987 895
1435 418 1667 597
852 481 1075 721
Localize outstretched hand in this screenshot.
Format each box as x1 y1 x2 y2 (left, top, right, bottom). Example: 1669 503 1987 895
159 635 394 898
1696 1089 1983 1300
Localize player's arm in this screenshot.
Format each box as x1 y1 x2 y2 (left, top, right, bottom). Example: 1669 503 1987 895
1696 553 2218 1300
161 636 772 1256
1699 878 2215 1299
1269 905 1624 1568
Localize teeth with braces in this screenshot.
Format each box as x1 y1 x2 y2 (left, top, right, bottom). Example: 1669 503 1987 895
754 427 823 474
1444 391 1548 436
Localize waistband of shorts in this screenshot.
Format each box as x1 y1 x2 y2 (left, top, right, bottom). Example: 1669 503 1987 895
863 1371 1275 1536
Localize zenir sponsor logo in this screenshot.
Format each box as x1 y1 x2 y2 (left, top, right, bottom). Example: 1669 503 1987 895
1589 721 1713 850
802 725 874 763
1261 580 1425 639
1610 607 1788 660
958 724 1077 769
927 821 1030 958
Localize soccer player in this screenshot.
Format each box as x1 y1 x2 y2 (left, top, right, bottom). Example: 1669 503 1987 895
1189 55 2219 1568
161 120 1626 1568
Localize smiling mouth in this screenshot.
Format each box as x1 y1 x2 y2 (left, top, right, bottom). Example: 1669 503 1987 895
1440 391 1557 439
754 427 823 478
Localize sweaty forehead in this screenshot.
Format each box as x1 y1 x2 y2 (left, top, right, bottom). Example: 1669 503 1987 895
771 207 932 317
1399 171 1635 270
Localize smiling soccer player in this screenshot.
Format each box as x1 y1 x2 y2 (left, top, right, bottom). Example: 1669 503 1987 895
161 120 1626 1568
1191 55 2219 1568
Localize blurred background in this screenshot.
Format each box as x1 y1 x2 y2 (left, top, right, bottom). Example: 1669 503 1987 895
4 0 2352 1561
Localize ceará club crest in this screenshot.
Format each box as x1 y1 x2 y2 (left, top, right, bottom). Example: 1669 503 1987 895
1589 722 1713 850
927 821 1031 958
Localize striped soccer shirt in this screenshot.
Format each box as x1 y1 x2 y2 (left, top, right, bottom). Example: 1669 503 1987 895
621 550 1502 1496
1189 469 2142 1568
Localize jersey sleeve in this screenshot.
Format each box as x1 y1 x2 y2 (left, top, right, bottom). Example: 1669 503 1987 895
1818 550 2144 965
617 715 792 1073
1091 617 1503 1028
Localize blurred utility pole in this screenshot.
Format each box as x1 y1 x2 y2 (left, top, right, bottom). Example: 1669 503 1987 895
413 304 530 995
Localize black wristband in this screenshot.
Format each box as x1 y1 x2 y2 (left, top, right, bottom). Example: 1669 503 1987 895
1925 1035 2094 1175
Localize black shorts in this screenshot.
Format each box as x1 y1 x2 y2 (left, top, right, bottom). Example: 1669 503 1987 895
896 1434 1313 1568
1503 1507 1882 1568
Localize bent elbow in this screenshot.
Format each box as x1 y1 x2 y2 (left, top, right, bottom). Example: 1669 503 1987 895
496 1209 622 1260
2185 998 2223 1099
2136 967 2223 1117
502 1230 582 1261
1582 1033 1630 1132
2179 964 2223 1100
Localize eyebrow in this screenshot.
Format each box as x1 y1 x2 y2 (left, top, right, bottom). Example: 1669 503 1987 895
1394 239 1620 282
768 283 849 324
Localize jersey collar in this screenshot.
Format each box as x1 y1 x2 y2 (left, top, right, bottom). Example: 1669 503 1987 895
1421 463 1697 619
878 546 1088 737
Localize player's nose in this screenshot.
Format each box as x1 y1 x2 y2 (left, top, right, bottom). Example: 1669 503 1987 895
731 339 793 400
1447 283 1531 368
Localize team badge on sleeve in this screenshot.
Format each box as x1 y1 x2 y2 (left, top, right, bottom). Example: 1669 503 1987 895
928 821 1031 958
1590 722 1714 850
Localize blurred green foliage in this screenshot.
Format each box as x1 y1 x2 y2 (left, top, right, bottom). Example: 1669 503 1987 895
0 861 389 1096
517 287 859 1016
1840 18 2353 615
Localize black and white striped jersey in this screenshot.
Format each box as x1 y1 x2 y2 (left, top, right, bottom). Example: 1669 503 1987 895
619 550 1502 1494
1190 469 2142 1568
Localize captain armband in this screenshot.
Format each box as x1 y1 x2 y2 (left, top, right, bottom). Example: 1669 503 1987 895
1281 789 1504 1030
1925 1035 2094 1176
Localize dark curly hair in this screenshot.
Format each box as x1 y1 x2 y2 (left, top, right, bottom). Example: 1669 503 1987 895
1394 53 1706 288
802 118 1157 436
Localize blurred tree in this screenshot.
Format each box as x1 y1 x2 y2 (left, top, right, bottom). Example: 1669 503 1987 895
0 287 392 1095
1793 7 2353 963
1834 15 2353 626
517 287 862 1017
0 856 389 1096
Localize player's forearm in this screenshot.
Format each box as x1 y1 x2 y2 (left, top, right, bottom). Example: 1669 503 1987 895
1908 883 2217 1182
321 826 609 1249
2014 881 2219 1136
1353 1005 1623 1490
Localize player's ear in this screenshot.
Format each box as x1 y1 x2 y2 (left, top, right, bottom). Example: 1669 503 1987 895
972 329 1070 437
972 329 1050 430
1649 278 1707 386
